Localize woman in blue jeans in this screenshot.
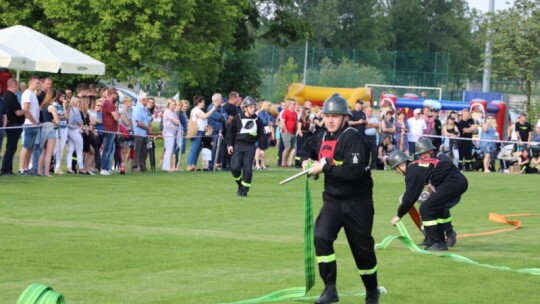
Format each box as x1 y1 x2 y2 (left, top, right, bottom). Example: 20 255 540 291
186 95 219 171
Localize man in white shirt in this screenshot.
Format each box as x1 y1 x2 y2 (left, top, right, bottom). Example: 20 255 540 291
407 108 426 159
18 76 41 174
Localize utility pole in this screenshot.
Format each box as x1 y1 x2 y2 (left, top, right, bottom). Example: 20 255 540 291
482 0 495 92
303 41 308 84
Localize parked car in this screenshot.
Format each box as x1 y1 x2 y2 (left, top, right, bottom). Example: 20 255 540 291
116 87 164 123
116 87 138 108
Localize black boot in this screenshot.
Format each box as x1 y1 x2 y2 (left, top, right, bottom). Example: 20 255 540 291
446 230 457 247
365 288 380 304
236 180 242 196
425 241 448 251
423 225 447 251
314 285 339 304
443 222 457 247
418 235 433 247
238 186 249 197
315 261 338 304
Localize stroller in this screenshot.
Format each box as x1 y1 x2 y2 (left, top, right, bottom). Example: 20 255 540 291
497 144 518 172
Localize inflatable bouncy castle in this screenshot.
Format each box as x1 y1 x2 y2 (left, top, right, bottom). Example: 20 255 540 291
379 93 507 140
285 83 372 108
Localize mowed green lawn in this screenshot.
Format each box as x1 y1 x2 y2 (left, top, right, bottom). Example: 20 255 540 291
1 146 540 303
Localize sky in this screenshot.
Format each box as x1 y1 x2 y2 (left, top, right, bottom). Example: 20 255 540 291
466 0 514 12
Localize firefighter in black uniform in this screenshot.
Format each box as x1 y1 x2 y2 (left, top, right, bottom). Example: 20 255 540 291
226 96 267 197
388 138 468 251
300 94 380 304
416 137 461 247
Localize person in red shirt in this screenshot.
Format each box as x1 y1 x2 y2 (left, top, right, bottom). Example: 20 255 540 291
100 87 119 175
279 98 298 167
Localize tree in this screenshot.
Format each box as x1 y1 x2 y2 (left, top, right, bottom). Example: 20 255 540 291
273 57 300 102
218 50 262 97
257 0 313 47
335 0 387 51
0 0 247 89
313 57 386 88
294 0 339 49
490 0 540 113
385 0 476 73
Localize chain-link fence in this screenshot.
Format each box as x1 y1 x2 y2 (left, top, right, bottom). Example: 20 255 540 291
256 44 539 105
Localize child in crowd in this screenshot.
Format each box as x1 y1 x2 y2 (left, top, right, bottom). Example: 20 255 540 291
201 125 214 171
518 149 538 174
377 135 394 169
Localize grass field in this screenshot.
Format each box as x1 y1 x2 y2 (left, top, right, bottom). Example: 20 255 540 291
1 145 540 304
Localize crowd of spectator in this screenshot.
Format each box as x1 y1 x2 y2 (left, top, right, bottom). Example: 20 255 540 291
270 97 540 174
345 100 540 173
0 76 165 176
1 77 539 176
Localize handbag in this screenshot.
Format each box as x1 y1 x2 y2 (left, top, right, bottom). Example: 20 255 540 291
186 119 199 139
117 124 131 141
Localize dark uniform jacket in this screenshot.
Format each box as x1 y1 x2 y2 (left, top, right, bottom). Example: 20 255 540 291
225 112 267 149
397 153 461 218
300 123 372 202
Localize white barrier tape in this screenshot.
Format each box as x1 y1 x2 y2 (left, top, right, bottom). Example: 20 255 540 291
0 123 44 129
0 123 222 140
406 132 539 146
2 124 534 146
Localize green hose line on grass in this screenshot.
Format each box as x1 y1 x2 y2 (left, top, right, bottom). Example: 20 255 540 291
377 221 540 276
222 177 316 303
17 284 65 304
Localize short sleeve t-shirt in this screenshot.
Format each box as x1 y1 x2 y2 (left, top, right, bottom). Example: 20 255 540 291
190 107 207 131
162 109 179 135
457 118 475 139
281 108 298 133
407 117 426 142
21 89 39 125
102 99 118 131
350 110 366 135
4 90 24 125
515 121 532 142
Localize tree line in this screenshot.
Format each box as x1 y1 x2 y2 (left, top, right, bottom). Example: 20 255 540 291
0 0 538 110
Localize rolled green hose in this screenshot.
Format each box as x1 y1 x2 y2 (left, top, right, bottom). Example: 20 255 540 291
17 284 65 304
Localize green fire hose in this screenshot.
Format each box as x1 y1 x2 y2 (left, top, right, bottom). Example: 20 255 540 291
17 284 65 304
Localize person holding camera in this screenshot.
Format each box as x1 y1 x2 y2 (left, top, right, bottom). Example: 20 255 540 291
480 114 498 172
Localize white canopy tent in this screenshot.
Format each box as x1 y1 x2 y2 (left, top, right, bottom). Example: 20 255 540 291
0 43 35 70
0 25 105 76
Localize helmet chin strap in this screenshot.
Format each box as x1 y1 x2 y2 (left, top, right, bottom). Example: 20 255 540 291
340 115 348 129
